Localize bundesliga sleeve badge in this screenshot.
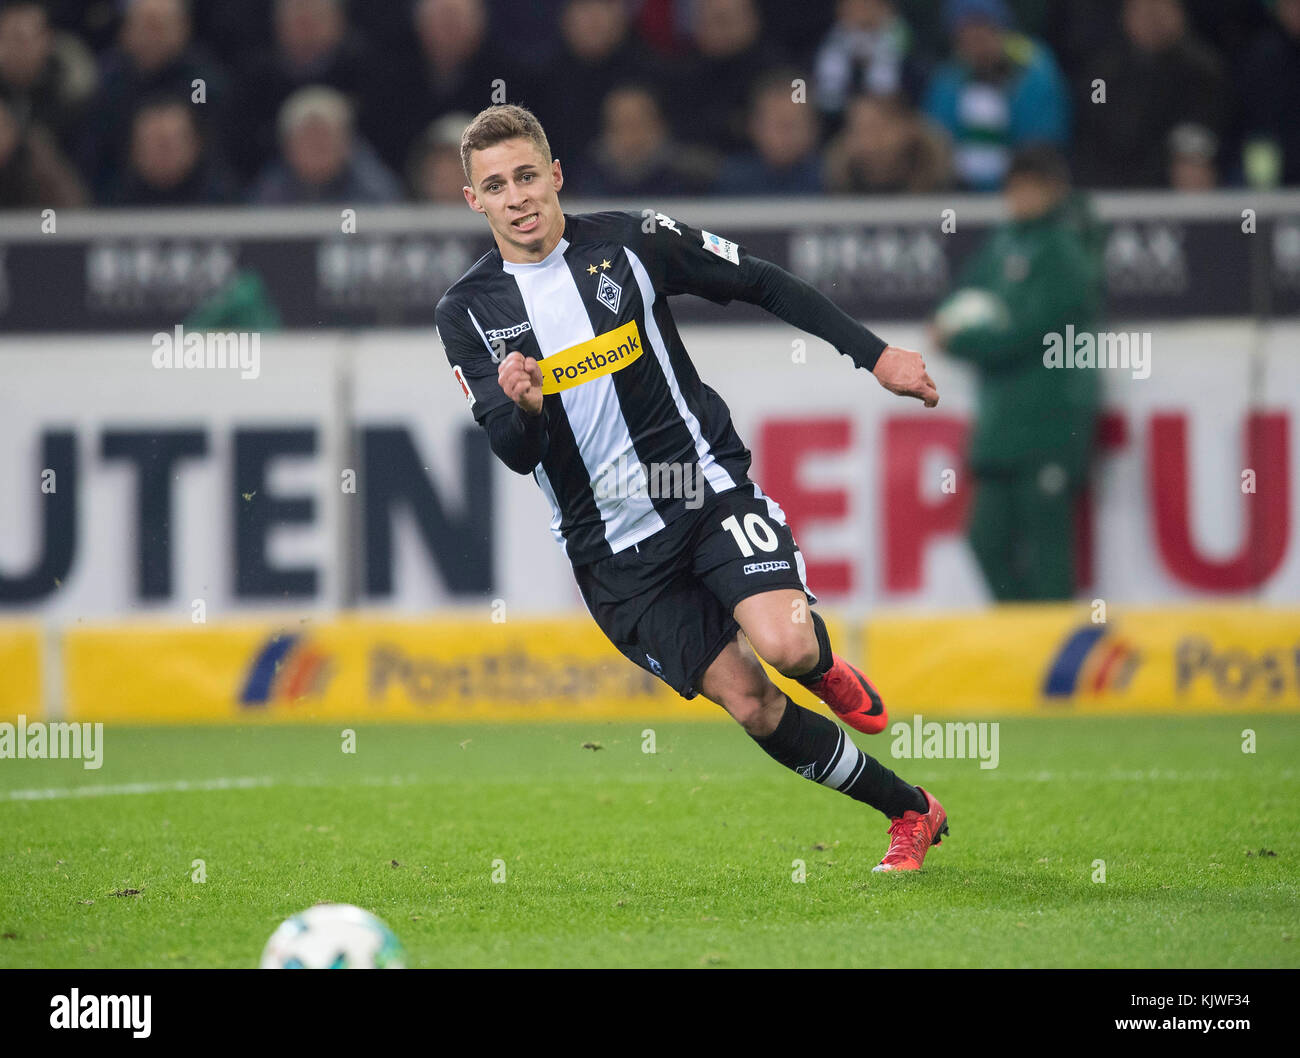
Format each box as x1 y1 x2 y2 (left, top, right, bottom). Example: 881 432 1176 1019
701 231 740 265
452 364 476 410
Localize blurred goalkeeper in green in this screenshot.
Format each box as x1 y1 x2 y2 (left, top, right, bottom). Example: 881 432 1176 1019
933 144 1104 601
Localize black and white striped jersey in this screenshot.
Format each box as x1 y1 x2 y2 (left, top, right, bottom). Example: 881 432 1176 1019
436 210 756 566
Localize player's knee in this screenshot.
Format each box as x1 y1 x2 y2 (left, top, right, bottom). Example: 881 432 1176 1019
747 625 820 677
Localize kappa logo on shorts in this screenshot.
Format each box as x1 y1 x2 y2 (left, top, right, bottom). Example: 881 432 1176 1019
742 560 791 575
596 273 622 314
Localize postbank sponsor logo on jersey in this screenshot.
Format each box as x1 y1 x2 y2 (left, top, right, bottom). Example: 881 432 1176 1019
541 320 644 394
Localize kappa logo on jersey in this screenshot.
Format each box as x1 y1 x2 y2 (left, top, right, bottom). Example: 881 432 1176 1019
653 212 681 235
596 272 621 314
452 364 475 408
485 320 532 343
540 320 644 393
702 230 740 265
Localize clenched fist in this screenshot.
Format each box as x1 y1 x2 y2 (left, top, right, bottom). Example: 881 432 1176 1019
498 350 544 415
872 345 939 408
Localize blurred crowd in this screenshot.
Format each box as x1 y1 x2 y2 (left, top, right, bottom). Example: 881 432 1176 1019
1 0 1298 209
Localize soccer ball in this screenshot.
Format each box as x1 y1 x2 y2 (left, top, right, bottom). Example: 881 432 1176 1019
260 903 406 969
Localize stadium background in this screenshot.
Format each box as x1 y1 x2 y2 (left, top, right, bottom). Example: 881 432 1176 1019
0 0 1297 726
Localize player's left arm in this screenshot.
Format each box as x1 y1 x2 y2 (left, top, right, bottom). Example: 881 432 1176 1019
734 255 937 407
632 211 936 407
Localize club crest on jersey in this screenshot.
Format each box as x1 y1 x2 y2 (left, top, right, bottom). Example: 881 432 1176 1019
596 272 622 314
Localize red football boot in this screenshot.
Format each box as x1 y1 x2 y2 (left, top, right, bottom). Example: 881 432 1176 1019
806 654 889 734
872 787 948 872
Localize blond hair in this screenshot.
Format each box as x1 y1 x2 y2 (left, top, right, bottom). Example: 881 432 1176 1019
460 104 552 184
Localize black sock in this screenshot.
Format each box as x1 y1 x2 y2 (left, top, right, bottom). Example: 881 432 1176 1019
751 696 927 819
794 610 834 687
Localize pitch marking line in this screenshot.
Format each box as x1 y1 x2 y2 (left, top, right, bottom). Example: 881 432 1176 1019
4 768 1291 803
0 774 440 802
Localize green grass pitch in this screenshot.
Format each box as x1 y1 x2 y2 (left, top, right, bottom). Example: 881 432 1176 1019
1 715 1297 968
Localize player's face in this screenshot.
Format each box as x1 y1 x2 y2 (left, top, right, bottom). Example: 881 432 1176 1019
464 138 565 263
1006 174 1063 221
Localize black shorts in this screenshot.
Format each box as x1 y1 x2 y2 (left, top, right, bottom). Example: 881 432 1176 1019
573 481 816 700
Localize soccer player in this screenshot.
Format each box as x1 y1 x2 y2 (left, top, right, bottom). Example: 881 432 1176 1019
436 104 947 872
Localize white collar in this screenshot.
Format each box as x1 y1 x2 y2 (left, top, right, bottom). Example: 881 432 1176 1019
501 236 569 275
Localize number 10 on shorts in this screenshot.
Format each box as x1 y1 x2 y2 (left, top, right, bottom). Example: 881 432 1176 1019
721 513 779 557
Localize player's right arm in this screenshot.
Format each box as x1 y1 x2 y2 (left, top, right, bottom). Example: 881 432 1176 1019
496 350 543 416
435 298 549 474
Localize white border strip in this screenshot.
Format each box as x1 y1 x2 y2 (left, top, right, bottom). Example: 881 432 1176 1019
1 190 1296 242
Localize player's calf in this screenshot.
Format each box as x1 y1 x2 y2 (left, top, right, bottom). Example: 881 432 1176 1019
701 637 938 865
700 635 788 737
750 691 927 822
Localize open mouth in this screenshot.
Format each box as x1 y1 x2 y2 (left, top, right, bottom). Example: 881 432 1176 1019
511 212 540 233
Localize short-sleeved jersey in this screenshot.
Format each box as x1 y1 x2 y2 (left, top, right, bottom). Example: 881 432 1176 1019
435 210 754 566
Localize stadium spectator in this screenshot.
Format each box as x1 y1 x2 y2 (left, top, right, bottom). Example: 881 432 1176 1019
1072 0 1227 189
477 0 567 73
227 0 374 181
570 83 713 197
933 145 1103 600
755 0 839 65
0 0 1281 203
0 1 97 158
716 70 824 195
812 0 928 128
1167 120 1217 191
824 93 952 193
81 0 230 198
0 96 86 208
407 111 473 203
250 85 402 205
670 0 786 155
525 0 665 168
365 0 510 173
923 0 1070 191
38 0 126 54
1239 0 1300 188
107 96 233 205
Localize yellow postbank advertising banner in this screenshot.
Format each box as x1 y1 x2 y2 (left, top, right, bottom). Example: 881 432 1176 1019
863 605 1300 715
0 622 42 721
540 321 643 393
61 613 848 725
61 616 739 724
